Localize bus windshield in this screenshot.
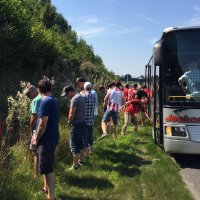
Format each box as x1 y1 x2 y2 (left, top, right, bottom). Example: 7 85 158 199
164 29 200 106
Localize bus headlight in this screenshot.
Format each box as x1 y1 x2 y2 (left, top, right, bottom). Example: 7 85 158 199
165 126 187 137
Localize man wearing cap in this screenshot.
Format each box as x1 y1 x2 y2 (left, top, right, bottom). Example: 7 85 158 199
23 85 42 179
61 85 86 171
76 77 98 117
82 82 96 157
178 61 200 101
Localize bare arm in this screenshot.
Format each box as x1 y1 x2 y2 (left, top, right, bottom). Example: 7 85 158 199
121 100 131 110
68 107 76 124
30 113 38 136
178 79 188 95
144 112 152 124
34 116 48 146
103 93 109 110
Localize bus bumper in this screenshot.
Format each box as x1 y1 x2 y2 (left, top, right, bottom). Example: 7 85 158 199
164 139 200 154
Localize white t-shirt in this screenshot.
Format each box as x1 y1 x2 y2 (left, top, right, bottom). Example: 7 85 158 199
91 88 98 116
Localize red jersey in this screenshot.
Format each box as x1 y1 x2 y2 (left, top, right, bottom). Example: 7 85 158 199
128 89 137 101
144 89 149 96
125 99 146 115
124 88 129 100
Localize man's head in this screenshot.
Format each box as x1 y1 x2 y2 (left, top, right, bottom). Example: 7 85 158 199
188 61 198 71
23 85 38 99
98 85 106 93
76 77 85 90
108 83 114 89
38 79 51 94
125 84 129 89
133 83 137 89
61 85 76 99
84 82 92 91
141 96 148 104
115 81 123 89
141 84 146 90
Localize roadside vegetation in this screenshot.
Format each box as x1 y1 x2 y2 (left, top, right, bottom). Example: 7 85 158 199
0 112 194 200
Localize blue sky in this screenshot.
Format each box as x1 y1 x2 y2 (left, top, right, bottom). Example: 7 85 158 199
52 0 200 77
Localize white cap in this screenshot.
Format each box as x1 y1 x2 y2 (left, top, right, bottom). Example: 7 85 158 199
84 82 92 88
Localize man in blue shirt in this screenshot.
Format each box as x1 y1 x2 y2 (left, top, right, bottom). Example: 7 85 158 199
33 79 59 200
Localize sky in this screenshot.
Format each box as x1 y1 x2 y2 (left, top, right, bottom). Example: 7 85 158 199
51 0 200 77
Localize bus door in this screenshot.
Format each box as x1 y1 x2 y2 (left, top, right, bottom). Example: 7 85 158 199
153 65 163 145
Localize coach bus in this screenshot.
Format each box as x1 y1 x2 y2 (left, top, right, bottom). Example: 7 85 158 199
145 25 200 154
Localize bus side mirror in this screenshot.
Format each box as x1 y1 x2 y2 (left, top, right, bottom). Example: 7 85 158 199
154 39 165 66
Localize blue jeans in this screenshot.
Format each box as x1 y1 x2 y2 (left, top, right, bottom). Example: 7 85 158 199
70 121 86 154
82 125 93 148
102 110 119 125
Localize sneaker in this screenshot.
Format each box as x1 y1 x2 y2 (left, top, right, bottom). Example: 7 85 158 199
41 187 48 194
78 161 84 166
93 141 95 144
65 166 79 172
99 133 107 140
83 156 89 160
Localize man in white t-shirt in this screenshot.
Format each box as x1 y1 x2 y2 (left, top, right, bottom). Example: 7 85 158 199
100 81 125 141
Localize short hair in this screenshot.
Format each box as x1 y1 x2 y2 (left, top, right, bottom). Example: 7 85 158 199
115 81 122 88
23 85 37 96
125 84 129 89
112 81 116 87
108 83 113 89
98 85 105 90
141 84 146 89
133 83 137 88
61 85 75 96
38 79 51 93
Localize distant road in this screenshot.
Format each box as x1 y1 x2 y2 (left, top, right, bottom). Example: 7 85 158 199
173 154 200 200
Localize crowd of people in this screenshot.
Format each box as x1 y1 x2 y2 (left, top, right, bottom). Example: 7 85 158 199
23 78 152 200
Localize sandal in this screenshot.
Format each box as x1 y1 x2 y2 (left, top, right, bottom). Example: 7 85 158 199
41 187 48 194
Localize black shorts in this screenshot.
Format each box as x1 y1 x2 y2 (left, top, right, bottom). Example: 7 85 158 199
37 141 58 175
70 121 86 154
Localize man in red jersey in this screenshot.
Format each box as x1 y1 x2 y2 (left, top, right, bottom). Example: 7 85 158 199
121 96 152 135
123 84 129 102
143 85 149 97
128 83 137 101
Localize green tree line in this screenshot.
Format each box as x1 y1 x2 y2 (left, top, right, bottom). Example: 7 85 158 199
0 0 118 113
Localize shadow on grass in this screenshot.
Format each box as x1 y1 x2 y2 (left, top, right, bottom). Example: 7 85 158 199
62 175 114 190
58 195 93 200
97 149 152 177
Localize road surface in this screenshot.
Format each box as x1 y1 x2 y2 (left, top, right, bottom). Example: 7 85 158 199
173 154 200 200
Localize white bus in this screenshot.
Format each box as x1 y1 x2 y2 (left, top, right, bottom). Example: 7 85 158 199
145 25 200 154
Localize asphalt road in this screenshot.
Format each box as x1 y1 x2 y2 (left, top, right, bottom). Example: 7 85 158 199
172 154 200 200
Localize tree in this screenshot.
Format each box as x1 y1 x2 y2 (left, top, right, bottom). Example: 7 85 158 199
140 75 145 78
56 13 68 33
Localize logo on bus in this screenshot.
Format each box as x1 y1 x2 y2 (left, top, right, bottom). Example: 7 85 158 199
165 115 200 123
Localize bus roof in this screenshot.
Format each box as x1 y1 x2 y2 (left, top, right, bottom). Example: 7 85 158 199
161 25 200 38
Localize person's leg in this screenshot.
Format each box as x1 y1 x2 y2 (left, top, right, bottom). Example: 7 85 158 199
131 115 139 132
121 112 131 135
141 112 146 126
82 125 89 157
33 150 38 178
107 121 111 133
134 123 139 132
45 172 55 200
43 174 48 191
119 113 121 124
101 110 110 137
101 121 107 134
113 125 118 141
73 153 79 168
88 126 94 154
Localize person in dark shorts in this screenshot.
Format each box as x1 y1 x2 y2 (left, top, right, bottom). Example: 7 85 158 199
61 85 86 171
33 79 59 200
98 85 111 133
135 85 148 126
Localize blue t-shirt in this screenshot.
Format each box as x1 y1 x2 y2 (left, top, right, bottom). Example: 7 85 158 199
36 95 59 143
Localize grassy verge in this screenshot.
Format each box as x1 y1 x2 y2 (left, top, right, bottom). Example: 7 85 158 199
0 114 194 200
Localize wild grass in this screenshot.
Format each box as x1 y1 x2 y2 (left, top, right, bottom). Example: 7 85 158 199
0 114 194 200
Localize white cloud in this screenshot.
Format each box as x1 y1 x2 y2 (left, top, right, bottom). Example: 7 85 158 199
117 27 139 35
79 16 98 24
76 27 107 38
194 5 200 12
148 38 158 45
146 17 159 23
